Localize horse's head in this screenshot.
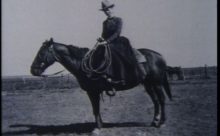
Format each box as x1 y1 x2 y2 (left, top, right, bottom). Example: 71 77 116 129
31 38 56 76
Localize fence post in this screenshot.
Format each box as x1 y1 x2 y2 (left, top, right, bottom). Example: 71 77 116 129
200 66 203 79
180 66 185 80
42 77 47 90
204 64 208 79
22 76 26 84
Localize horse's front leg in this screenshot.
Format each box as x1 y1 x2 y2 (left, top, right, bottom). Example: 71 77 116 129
87 91 103 129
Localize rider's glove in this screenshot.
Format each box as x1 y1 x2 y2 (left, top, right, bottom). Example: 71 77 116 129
97 37 104 42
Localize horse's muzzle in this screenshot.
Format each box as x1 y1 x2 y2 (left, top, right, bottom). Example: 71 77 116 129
30 68 43 76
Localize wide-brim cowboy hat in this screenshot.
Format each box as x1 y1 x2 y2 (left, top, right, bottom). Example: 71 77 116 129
99 0 115 11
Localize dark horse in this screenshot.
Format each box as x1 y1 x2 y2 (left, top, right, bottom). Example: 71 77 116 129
31 38 172 129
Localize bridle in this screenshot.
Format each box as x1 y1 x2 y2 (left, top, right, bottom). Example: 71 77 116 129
48 43 61 62
40 69 66 77
43 43 66 77
32 42 65 77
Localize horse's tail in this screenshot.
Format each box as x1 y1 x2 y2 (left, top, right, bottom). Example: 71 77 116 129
163 74 173 101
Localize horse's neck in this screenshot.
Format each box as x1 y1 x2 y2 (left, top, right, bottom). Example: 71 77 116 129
53 43 88 77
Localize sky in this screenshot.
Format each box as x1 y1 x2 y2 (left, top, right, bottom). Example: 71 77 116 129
2 0 217 76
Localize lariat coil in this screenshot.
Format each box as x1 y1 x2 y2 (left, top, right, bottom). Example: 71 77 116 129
81 42 112 75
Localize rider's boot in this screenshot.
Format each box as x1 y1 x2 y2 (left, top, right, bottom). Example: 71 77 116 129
102 75 117 96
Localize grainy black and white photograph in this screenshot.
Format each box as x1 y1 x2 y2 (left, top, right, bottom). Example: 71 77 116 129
2 0 217 136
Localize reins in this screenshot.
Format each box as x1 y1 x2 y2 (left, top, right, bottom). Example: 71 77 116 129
41 69 66 78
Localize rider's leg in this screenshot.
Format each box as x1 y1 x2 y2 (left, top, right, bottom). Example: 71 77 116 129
132 48 147 80
138 62 147 79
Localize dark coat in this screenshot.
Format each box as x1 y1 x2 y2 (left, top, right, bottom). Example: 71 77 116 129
102 17 122 43
101 16 139 82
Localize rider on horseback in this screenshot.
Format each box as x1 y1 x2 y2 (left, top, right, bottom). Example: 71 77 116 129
97 0 147 85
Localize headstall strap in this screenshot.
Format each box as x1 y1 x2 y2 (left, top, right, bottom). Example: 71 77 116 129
50 44 60 62
40 44 65 78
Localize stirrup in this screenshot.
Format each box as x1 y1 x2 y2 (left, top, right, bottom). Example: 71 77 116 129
106 77 126 85
106 88 116 96
103 74 126 85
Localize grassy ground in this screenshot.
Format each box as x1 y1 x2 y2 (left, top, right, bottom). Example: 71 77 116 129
2 78 217 136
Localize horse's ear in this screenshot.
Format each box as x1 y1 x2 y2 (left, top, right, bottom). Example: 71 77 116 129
50 38 53 42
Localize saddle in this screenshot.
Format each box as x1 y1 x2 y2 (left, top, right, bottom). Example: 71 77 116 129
81 37 144 87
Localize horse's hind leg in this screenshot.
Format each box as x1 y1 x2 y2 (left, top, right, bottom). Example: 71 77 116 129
163 74 172 101
143 83 161 127
153 85 166 126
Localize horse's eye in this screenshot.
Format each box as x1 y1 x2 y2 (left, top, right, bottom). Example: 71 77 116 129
41 62 45 67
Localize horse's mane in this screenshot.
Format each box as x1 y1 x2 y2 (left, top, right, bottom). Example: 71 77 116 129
50 41 89 60
66 44 89 60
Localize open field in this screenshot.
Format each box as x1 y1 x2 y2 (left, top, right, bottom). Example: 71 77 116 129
2 77 217 136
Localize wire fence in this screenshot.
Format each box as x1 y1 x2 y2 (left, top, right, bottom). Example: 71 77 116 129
2 74 78 92
182 65 217 80
2 65 217 91
166 65 216 81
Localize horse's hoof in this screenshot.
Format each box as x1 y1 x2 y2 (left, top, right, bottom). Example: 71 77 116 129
91 128 100 136
159 116 166 124
159 123 166 128
150 122 160 128
159 119 166 126
97 121 103 129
